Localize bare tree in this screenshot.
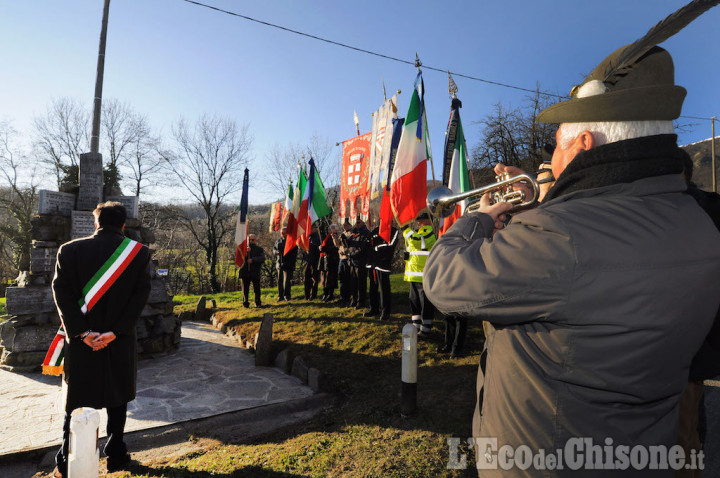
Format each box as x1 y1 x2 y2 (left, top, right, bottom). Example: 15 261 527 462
160 114 253 292
263 133 339 203
471 88 557 185
33 97 89 189
0 121 38 273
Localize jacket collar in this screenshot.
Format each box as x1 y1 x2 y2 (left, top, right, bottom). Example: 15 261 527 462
543 134 684 202
93 226 125 237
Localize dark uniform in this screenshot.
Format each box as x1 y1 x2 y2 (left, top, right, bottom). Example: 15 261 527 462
346 222 371 308
274 236 297 301
52 226 151 475
238 242 266 307
319 232 340 301
368 226 399 319
302 231 322 300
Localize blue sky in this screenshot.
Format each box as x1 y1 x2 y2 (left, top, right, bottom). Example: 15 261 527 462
1 0 718 204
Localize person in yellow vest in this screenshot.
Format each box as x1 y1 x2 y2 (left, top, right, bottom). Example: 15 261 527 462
403 212 436 336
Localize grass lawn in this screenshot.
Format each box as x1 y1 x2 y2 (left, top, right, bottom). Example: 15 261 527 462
128 275 483 477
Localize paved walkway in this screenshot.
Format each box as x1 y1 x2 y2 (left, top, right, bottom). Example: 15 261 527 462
0 321 313 457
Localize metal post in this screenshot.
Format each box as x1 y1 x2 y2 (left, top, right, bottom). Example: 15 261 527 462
711 116 717 194
68 408 100 477
90 0 111 154
401 324 418 417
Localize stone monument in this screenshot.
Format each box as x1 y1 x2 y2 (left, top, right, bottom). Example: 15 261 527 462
0 155 180 372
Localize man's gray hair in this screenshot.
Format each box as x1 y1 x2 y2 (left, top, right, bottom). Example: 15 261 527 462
559 120 675 149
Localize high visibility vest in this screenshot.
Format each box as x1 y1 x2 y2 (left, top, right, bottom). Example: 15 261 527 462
403 225 436 283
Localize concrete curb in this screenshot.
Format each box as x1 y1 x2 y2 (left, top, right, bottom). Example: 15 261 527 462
0 392 336 466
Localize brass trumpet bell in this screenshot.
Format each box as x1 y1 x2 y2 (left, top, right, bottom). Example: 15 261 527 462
426 173 539 218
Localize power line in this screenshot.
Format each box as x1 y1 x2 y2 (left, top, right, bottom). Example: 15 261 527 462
179 0 566 99
180 0 715 123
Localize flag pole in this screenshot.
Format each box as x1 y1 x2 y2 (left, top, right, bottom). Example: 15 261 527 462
416 53 437 187
448 71 475 189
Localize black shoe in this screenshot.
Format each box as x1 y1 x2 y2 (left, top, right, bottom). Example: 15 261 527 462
437 344 451 354
278 297 285 302
107 453 132 472
354 303 366 310
364 309 380 317
255 304 264 308
450 349 464 359
380 314 390 320
243 303 250 308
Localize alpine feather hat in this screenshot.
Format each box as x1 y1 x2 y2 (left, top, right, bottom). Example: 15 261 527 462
538 0 719 124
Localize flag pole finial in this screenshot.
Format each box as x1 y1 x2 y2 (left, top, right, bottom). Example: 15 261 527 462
382 79 387 101
414 53 422 71
448 71 458 99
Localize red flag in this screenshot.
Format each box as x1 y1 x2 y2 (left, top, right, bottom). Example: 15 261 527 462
234 169 250 267
269 201 282 233
339 133 371 223
379 117 404 242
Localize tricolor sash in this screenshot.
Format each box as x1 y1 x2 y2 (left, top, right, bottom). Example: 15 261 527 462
42 238 143 376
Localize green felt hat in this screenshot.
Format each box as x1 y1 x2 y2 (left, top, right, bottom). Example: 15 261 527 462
537 45 686 124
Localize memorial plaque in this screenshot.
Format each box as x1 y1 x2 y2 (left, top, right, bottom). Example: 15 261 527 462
37 190 76 216
76 152 104 211
30 247 58 274
5 287 56 315
148 278 170 304
106 195 139 219
71 210 96 239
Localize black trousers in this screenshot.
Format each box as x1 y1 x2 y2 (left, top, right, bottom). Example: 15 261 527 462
349 265 367 307
56 403 128 474
373 269 392 317
241 275 261 306
338 259 350 300
409 281 435 333
304 263 320 299
277 269 293 300
444 315 467 351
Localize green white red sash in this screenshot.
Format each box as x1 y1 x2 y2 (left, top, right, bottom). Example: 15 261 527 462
42 238 143 376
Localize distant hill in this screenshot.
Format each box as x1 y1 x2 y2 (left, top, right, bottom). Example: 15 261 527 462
683 138 720 192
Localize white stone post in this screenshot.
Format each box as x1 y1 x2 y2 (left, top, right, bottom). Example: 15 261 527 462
68 407 100 478
401 324 418 417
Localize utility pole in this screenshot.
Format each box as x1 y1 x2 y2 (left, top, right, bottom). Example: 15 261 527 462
90 0 111 154
712 116 717 193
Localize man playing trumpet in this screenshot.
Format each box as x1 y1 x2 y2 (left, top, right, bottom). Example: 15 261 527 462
424 41 720 475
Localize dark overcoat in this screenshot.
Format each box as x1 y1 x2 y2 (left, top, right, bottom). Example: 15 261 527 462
52 226 151 412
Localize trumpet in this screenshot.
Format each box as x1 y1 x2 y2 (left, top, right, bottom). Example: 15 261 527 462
426 173 539 218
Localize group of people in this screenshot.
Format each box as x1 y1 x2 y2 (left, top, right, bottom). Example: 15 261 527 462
269 218 400 322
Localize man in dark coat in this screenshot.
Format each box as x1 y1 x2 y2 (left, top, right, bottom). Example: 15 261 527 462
346 218 371 309
238 234 266 308
319 224 340 302
273 227 297 301
52 201 151 477
334 220 352 302
302 223 322 300
367 224 398 320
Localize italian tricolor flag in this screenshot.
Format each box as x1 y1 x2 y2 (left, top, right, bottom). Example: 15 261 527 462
391 72 431 227
296 158 331 251
439 97 471 236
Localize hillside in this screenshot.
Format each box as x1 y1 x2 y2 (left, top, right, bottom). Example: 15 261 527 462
683 138 719 192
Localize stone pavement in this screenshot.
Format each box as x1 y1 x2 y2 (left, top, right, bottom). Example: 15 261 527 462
0 321 314 458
